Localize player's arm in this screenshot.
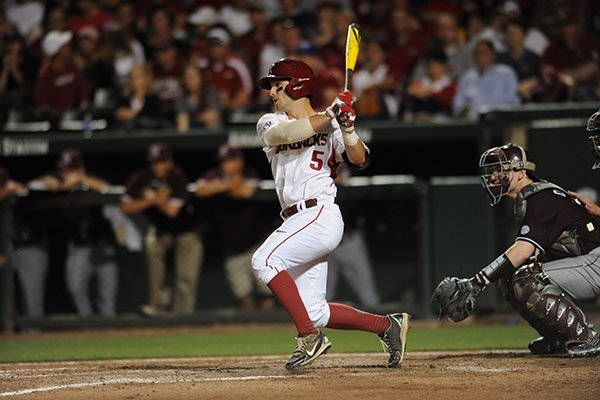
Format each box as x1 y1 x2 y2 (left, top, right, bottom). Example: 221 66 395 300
260 113 332 146
120 195 157 214
156 199 183 218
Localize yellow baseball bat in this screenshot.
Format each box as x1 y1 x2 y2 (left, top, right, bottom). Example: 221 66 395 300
344 23 362 92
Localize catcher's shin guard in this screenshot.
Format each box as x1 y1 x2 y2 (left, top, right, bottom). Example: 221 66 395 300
498 275 565 341
512 264 597 342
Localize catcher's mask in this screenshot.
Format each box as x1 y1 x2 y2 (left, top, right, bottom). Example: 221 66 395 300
587 109 600 169
479 143 536 206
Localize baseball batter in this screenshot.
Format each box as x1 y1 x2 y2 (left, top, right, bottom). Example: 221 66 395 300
252 58 409 370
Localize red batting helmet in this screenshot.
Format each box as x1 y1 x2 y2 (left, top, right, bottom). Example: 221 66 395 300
258 58 315 99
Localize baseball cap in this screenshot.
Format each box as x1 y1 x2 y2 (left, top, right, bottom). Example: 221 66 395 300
147 142 172 163
207 27 231 46
78 25 100 41
57 149 84 170
217 145 243 160
188 6 218 25
296 41 319 56
42 30 72 57
0 167 10 188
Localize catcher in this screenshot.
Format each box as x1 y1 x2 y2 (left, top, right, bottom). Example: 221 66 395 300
432 143 600 357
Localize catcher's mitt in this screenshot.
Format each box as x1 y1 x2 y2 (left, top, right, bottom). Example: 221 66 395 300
431 277 480 322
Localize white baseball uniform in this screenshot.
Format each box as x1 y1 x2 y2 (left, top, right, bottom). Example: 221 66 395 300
252 111 359 327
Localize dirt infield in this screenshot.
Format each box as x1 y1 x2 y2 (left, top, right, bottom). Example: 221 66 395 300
1 350 598 400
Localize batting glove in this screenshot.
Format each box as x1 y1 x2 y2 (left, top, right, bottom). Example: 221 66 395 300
325 91 355 120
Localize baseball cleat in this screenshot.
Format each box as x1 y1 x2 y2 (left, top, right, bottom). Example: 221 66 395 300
285 330 332 370
378 312 410 368
566 336 600 357
528 336 567 356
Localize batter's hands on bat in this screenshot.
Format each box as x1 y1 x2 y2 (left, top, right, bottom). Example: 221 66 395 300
336 104 356 129
325 92 353 119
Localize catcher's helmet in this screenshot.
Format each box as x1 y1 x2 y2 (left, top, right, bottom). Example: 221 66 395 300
479 143 536 206
258 58 315 100
587 109 600 169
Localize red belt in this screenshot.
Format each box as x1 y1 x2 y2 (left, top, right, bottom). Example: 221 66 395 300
281 198 318 219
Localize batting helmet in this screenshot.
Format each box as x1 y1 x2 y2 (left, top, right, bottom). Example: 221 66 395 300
587 109 600 169
479 143 536 206
258 58 316 99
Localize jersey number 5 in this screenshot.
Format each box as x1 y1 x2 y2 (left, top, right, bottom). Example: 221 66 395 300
310 150 325 171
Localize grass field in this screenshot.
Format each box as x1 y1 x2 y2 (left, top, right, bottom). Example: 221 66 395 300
0 323 538 363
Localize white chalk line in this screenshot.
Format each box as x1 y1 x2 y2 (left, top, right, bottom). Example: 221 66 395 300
447 365 515 373
0 374 313 397
0 350 529 397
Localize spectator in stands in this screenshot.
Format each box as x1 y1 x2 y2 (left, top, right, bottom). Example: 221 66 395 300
6 0 45 45
121 142 203 316
386 8 427 86
195 145 274 310
0 32 40 124
453 40 520 119
320 7 355 72
151 38 184 120
105 27 146 89
413 12 473 80
115 64 165 129
73 26 116 110
187 6 218 63
350 39 397 120
0 167 23 331
27 149 118 317
176 64 221 132
34 30 88 121
114 1 137 38
404 50 457 121
143 6 174 60
497 19 540 102
273 0 315 36
258 17 287 80
540 16 600 102
201 27 253 112
68 0 114 35
219 0 253 37
310 1 337 48
239 2 270 83
294 42 342 112
44 6 68 33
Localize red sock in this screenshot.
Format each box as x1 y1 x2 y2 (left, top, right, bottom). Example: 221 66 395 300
327 303 390 334
268 271 317 335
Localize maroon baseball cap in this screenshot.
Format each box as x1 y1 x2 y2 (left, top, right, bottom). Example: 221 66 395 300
57 149 84 170
0 166 10 188
217 145 243 160
147 142 172 163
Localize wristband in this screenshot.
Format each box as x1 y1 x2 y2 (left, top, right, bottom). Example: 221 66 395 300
342 128 359 146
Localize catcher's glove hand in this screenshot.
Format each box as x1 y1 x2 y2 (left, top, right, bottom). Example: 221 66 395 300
431 277 481 322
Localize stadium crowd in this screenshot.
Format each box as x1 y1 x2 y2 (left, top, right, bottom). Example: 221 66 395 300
1 0 599 130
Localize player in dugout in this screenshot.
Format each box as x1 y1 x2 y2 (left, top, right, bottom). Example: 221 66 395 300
252 58 410 370
433 141 600 357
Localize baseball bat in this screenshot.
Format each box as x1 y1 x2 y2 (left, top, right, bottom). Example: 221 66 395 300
344 23 362 92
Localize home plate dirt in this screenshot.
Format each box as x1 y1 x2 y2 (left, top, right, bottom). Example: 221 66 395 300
1 351 598 400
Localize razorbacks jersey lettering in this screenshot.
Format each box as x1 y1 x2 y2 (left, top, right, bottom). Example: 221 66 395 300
256 111 346 209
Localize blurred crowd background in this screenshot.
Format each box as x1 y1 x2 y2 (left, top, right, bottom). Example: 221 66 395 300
1 0 599 131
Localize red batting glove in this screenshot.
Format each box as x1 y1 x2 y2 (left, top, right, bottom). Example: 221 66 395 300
337 104 356 129
337 91 353 106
